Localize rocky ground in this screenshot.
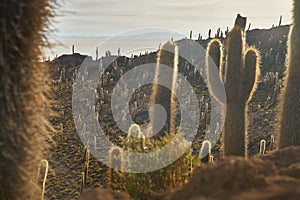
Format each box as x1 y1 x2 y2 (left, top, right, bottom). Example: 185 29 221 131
79 146 300 200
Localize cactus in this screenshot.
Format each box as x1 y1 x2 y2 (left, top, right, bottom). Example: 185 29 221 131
0 0 55 199
149 40 179 136
138 128 146 150
80 172 85 195
107 146 124 191
127 123 142 139
83 148 90 183
278 0 300 148
36 160 49 200
259 140 266 155
94 136 97 155
206 15 260 157
199 140 212 163
269 134 275 151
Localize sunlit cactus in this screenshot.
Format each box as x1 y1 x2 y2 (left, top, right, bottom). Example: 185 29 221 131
107 146 124 191
36 160 49 200
259 140 267 155
199 140 212 163
83 148 90 183
127 123 142 139
278 0 300 148
149 40 179 136
0 0 55 199
206 15 261 157
80 172 85 195
269 134 275 151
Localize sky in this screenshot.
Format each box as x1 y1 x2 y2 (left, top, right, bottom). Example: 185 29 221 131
52 0 292 38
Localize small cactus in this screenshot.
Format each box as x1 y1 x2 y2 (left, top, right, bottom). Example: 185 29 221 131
36 160 49 200
107 146 124 191
127 123 142 139
199 140 212 163
269 134 275 151
80 172 85 195
83 148 90 183
259 140 266 155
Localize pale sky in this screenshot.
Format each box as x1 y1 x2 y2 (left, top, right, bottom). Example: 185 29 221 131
52 0 292 38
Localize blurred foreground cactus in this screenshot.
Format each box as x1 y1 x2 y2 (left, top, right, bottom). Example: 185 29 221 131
206 15 260 157
0 0 55 199
278 0 300 148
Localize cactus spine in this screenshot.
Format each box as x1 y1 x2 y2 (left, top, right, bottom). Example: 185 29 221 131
0 1 54 199
206 15 260 157
278 0 300 148
150 41 179 136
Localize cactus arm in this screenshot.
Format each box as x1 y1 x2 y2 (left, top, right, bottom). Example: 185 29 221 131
242 48 261 102
206 39 226 103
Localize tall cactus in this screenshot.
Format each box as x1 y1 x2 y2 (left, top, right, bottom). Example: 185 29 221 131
278 0 300 148
0 1 54 199
149 41 178 136
206 15 260 157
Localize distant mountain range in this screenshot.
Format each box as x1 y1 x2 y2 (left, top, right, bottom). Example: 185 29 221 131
48 31 186 40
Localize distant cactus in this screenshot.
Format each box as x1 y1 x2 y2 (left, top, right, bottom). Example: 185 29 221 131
259 140 266 155
278 0 300 148
107 146 124 191
279 15 283 27
149 41 178 136
269 134 275 151
0 0 55 199
199 140 212 163
83 148 90 183
80 172 85 195
206 15 260 157
127 123 142 139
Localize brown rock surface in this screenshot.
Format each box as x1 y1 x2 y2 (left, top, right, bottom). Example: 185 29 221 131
151 146 300 200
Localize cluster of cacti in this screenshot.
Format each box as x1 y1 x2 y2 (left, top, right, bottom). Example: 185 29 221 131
0 0 55 199
277 0 300 148
106 131 198 199
206 14 261 157
149 40 179 136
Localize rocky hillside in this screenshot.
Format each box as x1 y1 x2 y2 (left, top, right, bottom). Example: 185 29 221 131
45 24 293 199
